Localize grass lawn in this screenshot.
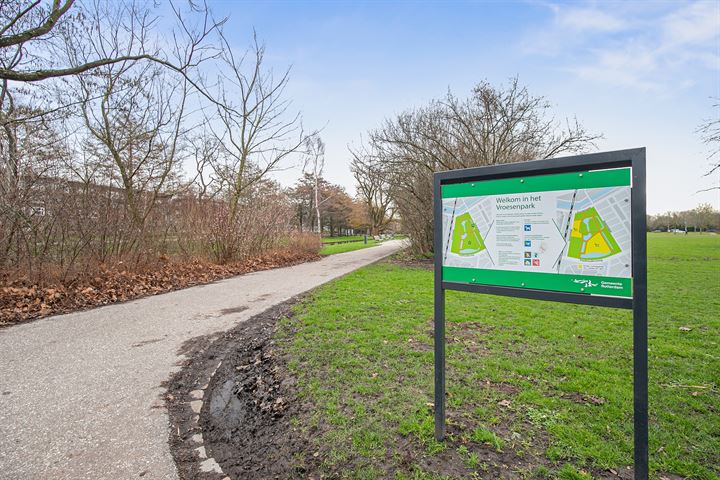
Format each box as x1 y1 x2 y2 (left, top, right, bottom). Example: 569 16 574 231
278 233 719 479
323 235 368 244
320 239 379 256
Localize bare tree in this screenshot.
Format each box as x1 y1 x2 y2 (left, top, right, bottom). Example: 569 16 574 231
0 97 68 269
204 33 308 261
0 0 223 96
303 136 325 234
365 78 600 253
58 1 194 253
210 34 306 216
186 130 222 200
350 143 394 235
76 66 188 232
697 99 719 192
0 0 224 263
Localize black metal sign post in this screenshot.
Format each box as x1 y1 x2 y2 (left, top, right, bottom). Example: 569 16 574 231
433 148 648 479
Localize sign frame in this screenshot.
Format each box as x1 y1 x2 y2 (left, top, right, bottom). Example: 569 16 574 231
433 148 648 479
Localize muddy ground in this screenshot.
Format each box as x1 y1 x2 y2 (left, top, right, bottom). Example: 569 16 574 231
165 296 320 480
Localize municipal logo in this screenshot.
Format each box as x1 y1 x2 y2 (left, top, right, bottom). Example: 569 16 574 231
573 278 598 289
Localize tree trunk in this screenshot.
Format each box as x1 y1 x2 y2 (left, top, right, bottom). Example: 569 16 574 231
314 176 321 234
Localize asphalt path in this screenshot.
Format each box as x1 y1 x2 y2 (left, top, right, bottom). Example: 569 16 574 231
0 240 404 479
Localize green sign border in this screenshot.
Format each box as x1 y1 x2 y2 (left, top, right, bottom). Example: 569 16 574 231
441 167 631 198
441 166 633 298
443 267 632 298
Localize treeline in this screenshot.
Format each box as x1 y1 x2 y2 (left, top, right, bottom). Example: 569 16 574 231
289 173 382 237
350 78 599 254
647 204 719 232
0 2 331 284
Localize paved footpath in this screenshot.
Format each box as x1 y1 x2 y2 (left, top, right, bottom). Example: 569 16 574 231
0 240 403 480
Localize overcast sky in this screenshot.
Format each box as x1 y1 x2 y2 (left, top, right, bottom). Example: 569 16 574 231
209 0 720 214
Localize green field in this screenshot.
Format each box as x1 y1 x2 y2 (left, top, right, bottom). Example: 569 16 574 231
320 239 378 256
279 233 720 479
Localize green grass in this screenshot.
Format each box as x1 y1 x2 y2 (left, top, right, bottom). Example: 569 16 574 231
322 235 367 244
279 233 720 479
320 239 379 256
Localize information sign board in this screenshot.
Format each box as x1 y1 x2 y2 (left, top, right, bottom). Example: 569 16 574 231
441 167 633 298
433 149 648 480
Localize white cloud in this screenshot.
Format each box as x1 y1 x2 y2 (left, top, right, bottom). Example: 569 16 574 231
662 1 720 46
554 6 627 32
569 43 663 92
525 1 720 92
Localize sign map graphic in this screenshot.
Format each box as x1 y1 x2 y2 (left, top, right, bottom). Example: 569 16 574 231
568 207 621 260
440 168 633 297
450 212 486 256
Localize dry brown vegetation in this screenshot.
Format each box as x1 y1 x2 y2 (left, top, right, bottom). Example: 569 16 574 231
0 232 320 325
0 1 329 323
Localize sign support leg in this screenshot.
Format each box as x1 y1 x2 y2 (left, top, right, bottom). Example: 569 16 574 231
434 286 445 441
633 293 649 480
632 150 648 480
433 173 446 442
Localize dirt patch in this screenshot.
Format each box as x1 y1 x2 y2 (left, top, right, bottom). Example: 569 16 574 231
165 296 318 480
200 324 313 478
219 305 249 315
481 380 521 396
445 321 494 355
560 392 606 406
386 250 434 269
406 337 432 351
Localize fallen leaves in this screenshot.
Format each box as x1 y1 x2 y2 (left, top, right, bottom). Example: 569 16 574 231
1 249 320 325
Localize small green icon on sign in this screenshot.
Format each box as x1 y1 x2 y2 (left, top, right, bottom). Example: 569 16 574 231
450 212 485 256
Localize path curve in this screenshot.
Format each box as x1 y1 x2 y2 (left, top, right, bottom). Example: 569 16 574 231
0 240 403 479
